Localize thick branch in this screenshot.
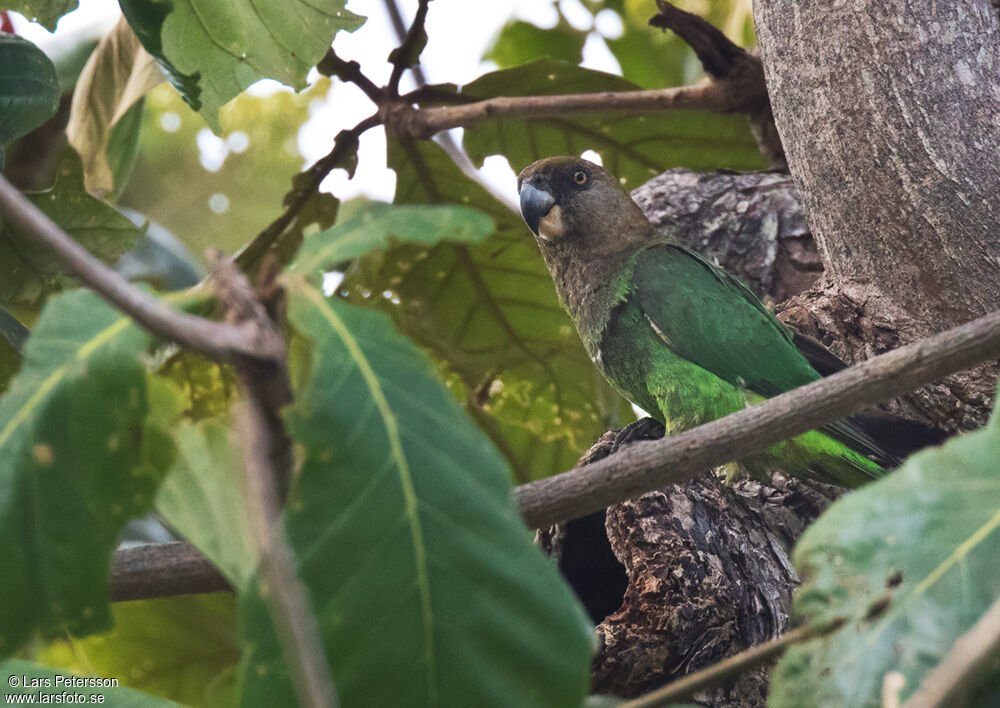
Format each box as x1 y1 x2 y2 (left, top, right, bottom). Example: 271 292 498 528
111 542 229 601
0 175 276 366
515 307 1000 529
902 593 1000 708
111 306 1000 598
396 83 738 140
618 619 844 707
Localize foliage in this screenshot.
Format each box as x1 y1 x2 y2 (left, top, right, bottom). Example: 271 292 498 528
0 33 60 148
1 150 143 306
0 660 181 706
0 290 163 656
769 397 1000 707
1 1 986 707
119 0 363 130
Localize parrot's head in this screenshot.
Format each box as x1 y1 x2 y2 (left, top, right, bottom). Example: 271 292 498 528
517 156 649 251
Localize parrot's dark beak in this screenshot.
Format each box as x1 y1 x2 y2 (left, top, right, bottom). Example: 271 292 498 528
519 182 556 237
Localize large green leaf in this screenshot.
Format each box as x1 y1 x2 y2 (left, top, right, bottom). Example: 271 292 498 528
769 401 1000 707
0 659 182 705
0 33 60 147
0 150 143 307
38 594 240 708
155 420 256 588
0 290 167 656
342 137 631 481
119 0 363 130
452 60 767 188
239 269 593 707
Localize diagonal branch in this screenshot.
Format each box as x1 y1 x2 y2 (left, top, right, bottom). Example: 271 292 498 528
0 174 278 367
514 306 1000 528
110 305 1000 596
618 618 845 707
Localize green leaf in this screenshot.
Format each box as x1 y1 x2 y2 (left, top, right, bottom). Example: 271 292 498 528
115 210 206 291
3 2 78 31
1 659 182 705
37 594 240 708
0 33 61 146
769 403 1000 707
155 420 256 588
0 290 166 656
240 274 593 707
290 202 494 273
119 0 364 130
452 60 767 188
66 16 164 198
343 137 631 481
0 150 143 307
484 19 586 68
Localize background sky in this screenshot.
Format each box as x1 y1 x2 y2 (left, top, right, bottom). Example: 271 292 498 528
10 0 623 204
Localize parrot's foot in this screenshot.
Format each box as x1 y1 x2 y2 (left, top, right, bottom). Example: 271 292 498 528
611 417 666 453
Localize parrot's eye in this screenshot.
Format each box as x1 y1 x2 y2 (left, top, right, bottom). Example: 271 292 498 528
573 170 588 186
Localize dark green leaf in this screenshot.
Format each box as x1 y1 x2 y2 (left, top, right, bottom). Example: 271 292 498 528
37 594 240 708
240 274 593 707
0 659 182 705
119 0 364 130
484 20 586 68
0 33 60 146
770 404 1000 707
344 137 632 481
0 290 167 656
0 150 143 307
453 60 767 188
0 308 28 394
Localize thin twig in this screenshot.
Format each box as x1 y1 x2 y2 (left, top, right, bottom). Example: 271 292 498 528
238 392 338 708
619 619 845 707
386 0 430 98
515 307 1000 529
901 593 1000 708
395 83 737 139
215 256 336 708
234 114 380 271
0 174 276 366
316 47 383 104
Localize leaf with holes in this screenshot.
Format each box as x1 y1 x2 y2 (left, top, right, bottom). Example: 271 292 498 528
239 268 593 707
448 60 767 189
119 0 363 130
769 400 1000 707
1 150 143 307
0 290 169 657
342 137 633 481
0 33 60 147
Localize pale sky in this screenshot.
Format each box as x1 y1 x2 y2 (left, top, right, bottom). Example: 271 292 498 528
11 0 623 204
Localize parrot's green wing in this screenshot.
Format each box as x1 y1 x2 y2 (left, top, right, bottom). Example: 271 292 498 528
630 243 896 471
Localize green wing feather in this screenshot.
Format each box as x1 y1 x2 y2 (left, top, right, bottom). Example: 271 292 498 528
631 244 895 471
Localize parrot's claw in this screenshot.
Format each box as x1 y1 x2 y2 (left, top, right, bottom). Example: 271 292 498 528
611 417 666 453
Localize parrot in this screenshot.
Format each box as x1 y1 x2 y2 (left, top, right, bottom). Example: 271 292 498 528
517 156 939 488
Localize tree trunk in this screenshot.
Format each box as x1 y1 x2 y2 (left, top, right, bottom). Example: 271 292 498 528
753 0 1000 430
